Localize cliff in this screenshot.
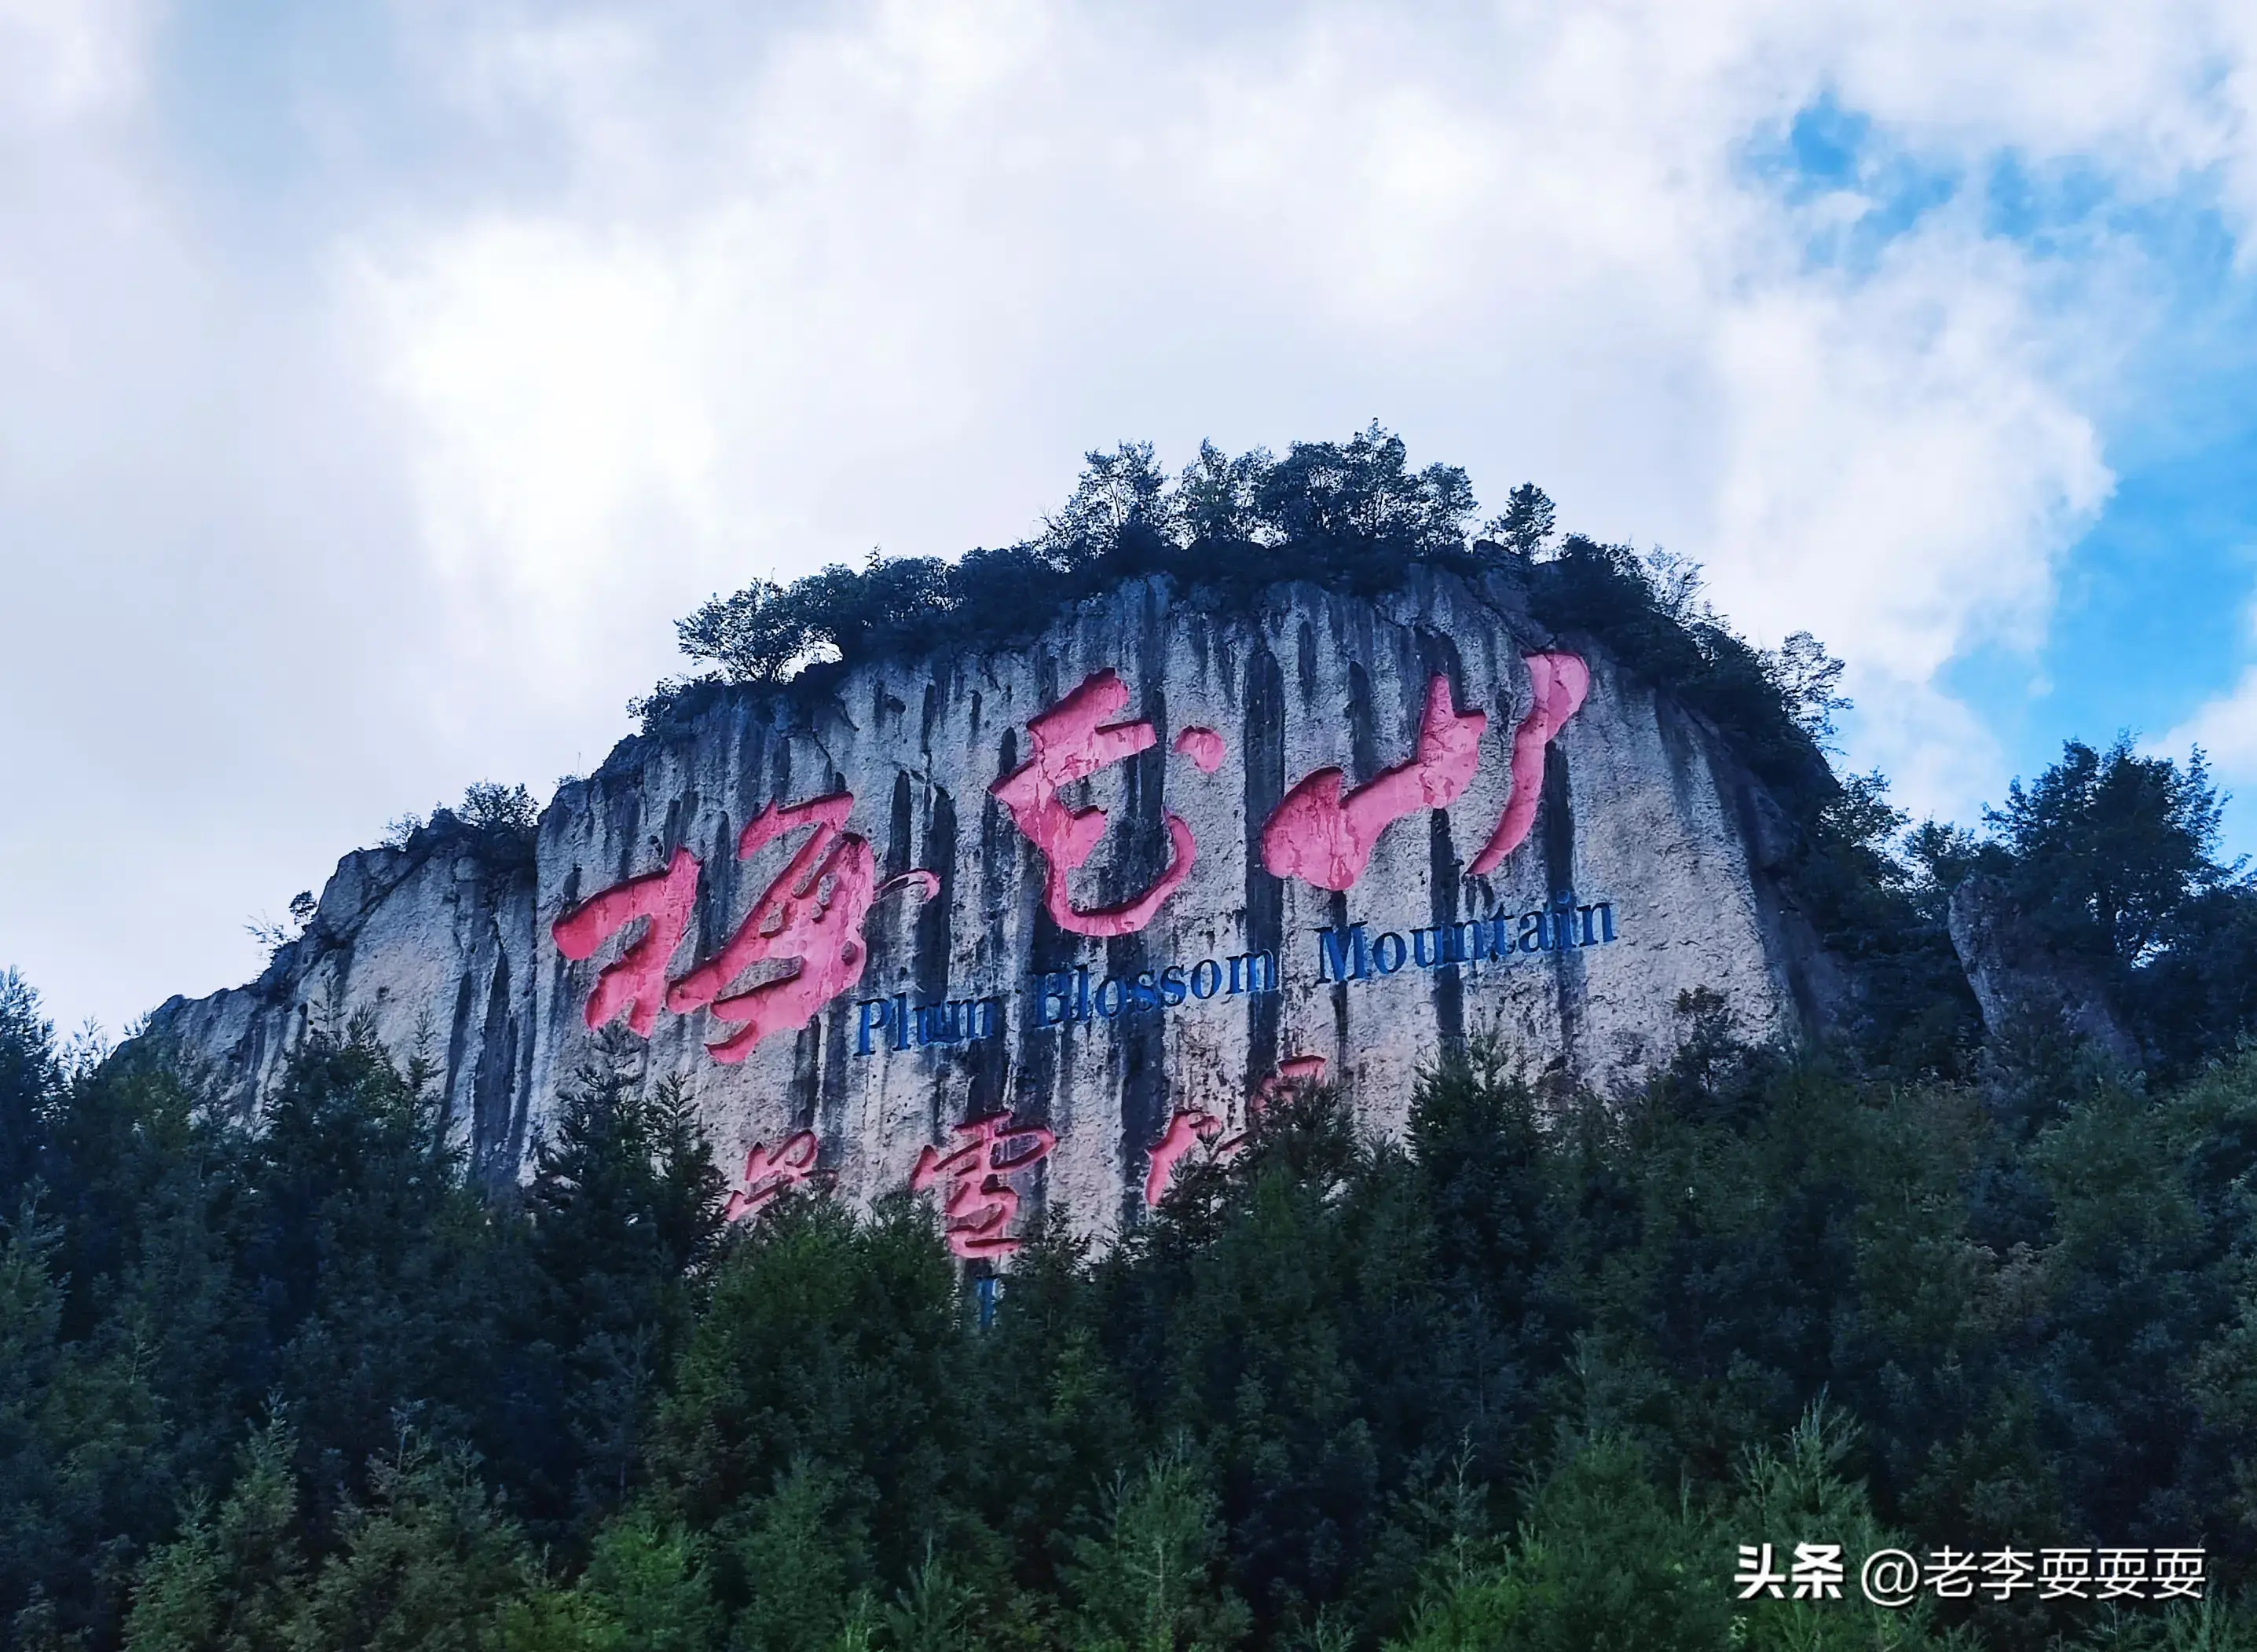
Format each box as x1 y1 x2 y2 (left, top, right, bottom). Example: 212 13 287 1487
147 568 1837 1247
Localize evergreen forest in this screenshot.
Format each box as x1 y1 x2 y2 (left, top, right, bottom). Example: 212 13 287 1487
10 431 2257 1650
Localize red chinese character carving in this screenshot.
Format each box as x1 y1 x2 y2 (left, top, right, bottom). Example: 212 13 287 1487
1262 1053 1328 1097
668 793 937 1064
1467 652 1590 874
551 846 702 1037
910 1113 1057 1258
1172 725 1226 773
992 669 1196 936
723 1130 821 1222
1144 1109 1223 1207
1261 675 1487 892
1143 1055 1327 1207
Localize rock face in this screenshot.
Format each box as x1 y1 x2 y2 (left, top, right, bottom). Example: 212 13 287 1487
1947 872 2137 1064
150 819 542 1185
148 570 1836 1248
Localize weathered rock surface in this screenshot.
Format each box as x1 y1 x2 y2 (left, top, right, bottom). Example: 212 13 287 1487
1947 871 2138 1064
150 818 540 1184
147 570 1837 1244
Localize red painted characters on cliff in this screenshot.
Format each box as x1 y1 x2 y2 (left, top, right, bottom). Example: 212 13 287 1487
911 1113 1058 1258
555 650 1587 1070
1259 655 1588 892
991 670 1222 937
723 1131 822 1222
551 846 702 1036
1142 1056 1326 1207
668 793 937 1064
1143 1109 1224 1208
1469 652 1591 874
551 791 936 1063
1260 676 1487 892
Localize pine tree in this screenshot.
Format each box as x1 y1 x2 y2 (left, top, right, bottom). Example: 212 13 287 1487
122 1417 307 1652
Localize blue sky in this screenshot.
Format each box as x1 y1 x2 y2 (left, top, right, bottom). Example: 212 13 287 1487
1749 90 2257 844
9 1 2257 1035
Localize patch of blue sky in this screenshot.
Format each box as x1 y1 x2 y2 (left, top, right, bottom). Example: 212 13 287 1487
1754 96 2257 855
148 2 495 237
1947 207 2257 851
1949 264 2257 849
1981 151 2120 251
1740 95 1958 275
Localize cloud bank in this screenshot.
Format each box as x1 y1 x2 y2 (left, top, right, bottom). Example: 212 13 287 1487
6 0 2257 1032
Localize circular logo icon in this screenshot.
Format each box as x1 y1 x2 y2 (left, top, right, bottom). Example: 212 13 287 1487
1860 1549 1922 1609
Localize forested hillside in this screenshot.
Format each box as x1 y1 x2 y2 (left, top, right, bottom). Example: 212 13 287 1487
10 434 2257 1650
10 956 2257 1651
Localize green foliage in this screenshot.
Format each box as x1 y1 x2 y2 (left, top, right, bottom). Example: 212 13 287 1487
1937 735 2257 1079
1794 773 1983 1079
292 1436 527 1652
639 427 1498 730
1390 1434 1728 1652
458 782 538 837
1482 481 1556 560
509 1036 727 1535
0 973 56 1205
17 854 2257 1650
722 1465 870 1652
492 1510 719 1652
379 782 540 868
877 1553 982 1652
1988 738 2225 967
1724 1404 1958 1651
122 1419 305 1652
1064 1445 1249 1652
1523 533 1837 816
650 1196 965 1551
0 1011 736 1648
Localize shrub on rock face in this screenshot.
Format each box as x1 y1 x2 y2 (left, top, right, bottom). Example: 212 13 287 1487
459 782 539 837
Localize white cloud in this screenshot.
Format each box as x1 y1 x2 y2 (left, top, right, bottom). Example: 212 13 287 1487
346 0 2199 812
1703 222 2115 796
350 222 723 658
12 0 2257 1030
2166 666 2257 776
2164 594 2257 777
0 0 146 126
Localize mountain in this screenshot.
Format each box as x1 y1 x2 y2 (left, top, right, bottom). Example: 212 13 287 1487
146 565 1842 1247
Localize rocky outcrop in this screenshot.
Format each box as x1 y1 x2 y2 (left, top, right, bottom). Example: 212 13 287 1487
1947 872 2138 1064
149 817 540 1184
147 569 1839 1240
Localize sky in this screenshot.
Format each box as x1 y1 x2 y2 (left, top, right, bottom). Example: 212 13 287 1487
9 0 2257 1039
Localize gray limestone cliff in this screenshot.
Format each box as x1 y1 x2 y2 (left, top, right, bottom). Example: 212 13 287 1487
149 816 541 1185
146 570 1841 1240
1947 870 2138 1064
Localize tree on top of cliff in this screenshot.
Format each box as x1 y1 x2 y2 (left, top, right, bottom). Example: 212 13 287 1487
647 426 1485 709
1987 737 2230 968
1931 734 2257 1081
639 427 1834 786
376 782 541 879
